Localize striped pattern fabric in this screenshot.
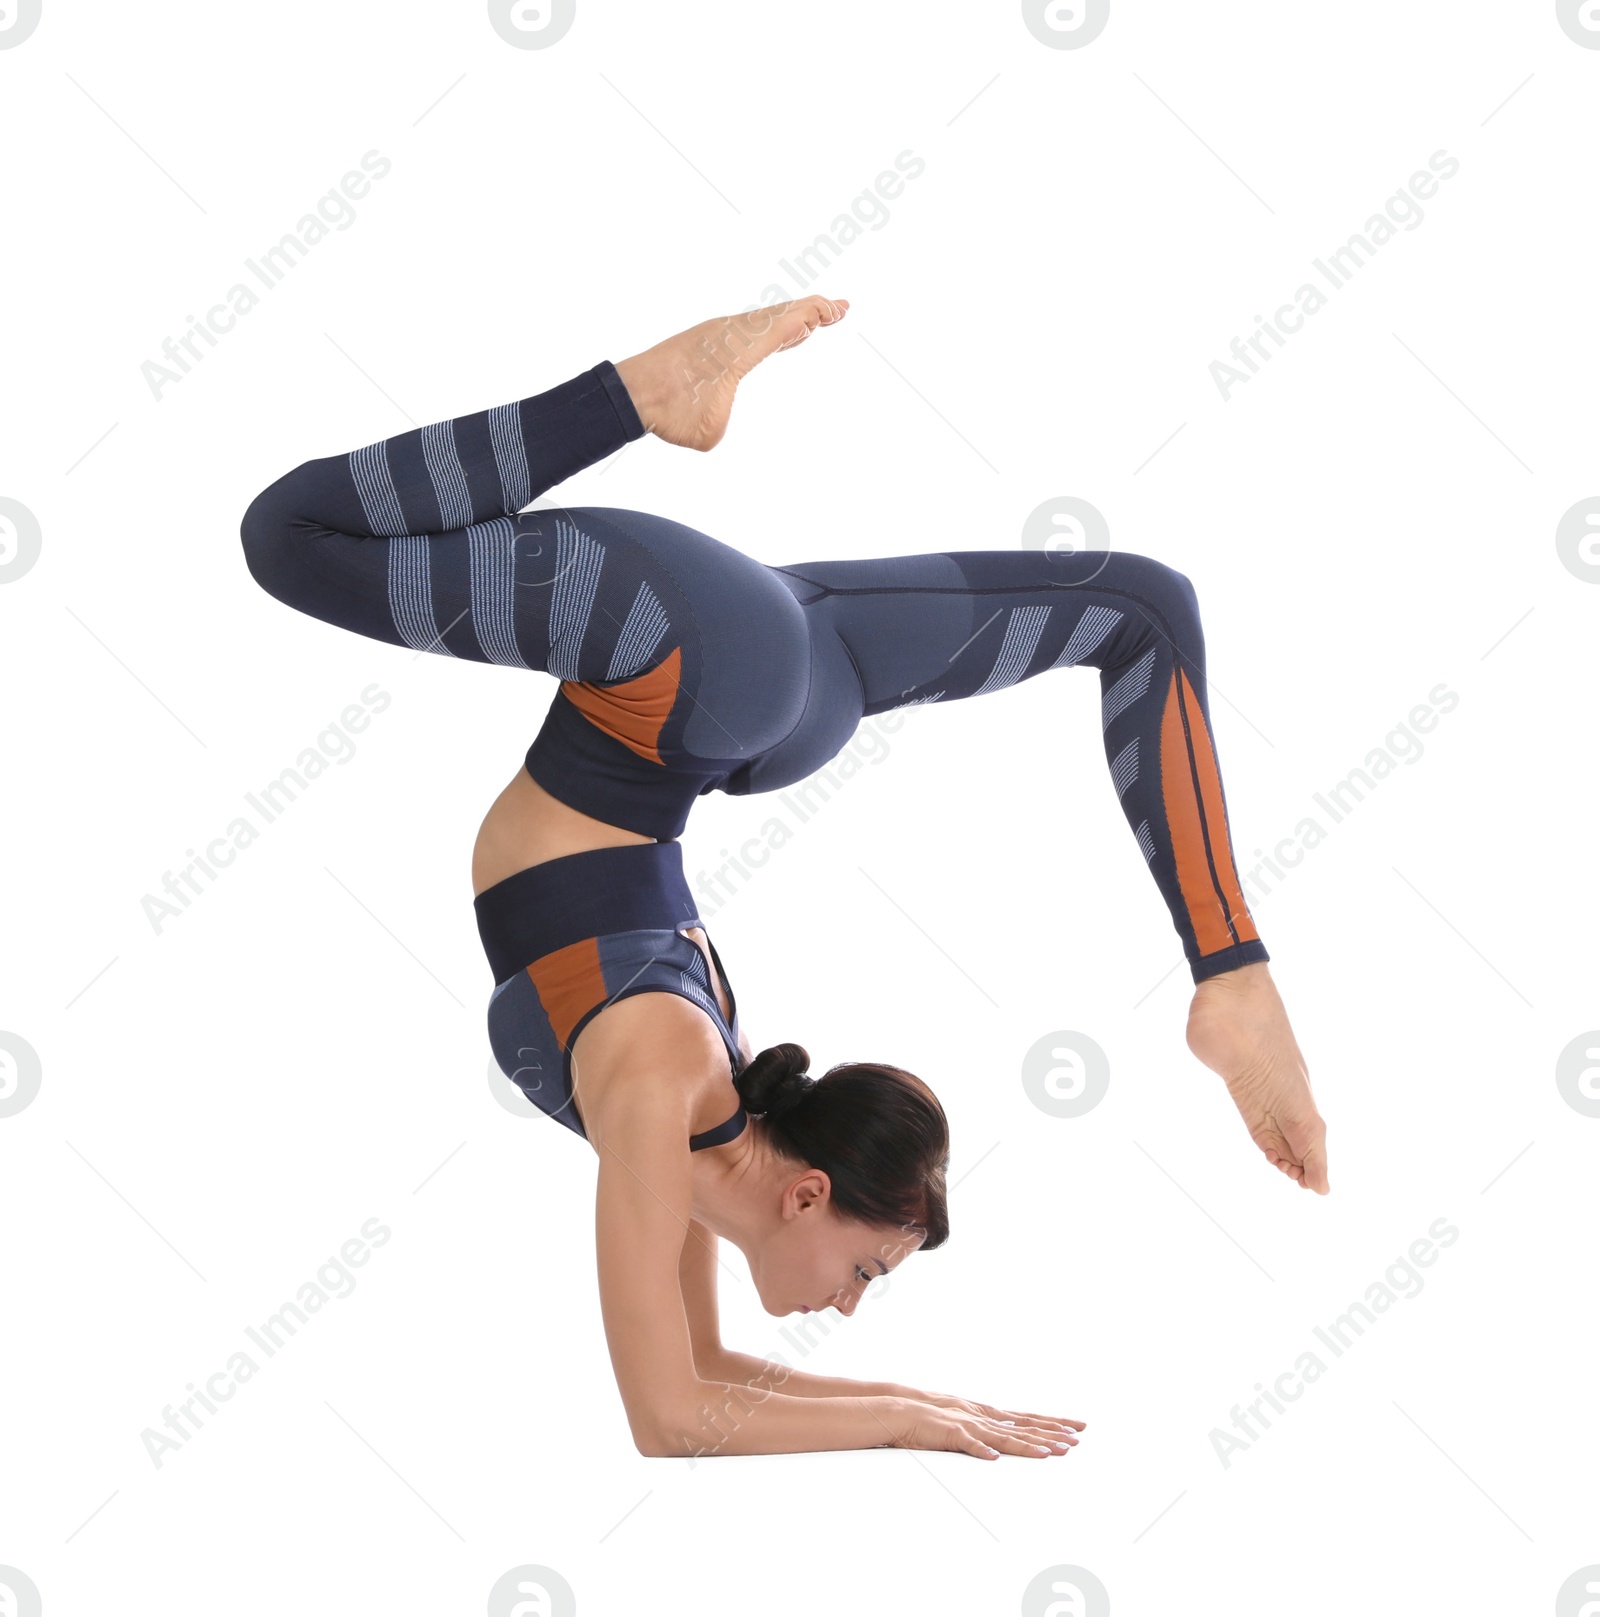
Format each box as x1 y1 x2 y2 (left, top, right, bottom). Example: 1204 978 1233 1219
420 421 473 529
1052 604 1122 669
974 604 1051 696
1110 736 1139 799
467 517 527 668
606 581 671 681
548 518 605 680
677 946 721 1018
346 407 662 679
487 401 531 511
349 440 407 538
387 534 453 656
1102 646 1156 731
1135 819 1157 864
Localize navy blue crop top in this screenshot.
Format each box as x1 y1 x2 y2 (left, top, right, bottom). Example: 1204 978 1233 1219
476 841 748 1150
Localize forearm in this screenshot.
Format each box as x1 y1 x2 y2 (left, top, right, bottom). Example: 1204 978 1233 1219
653 1378 903 1459
698 1348 914 1403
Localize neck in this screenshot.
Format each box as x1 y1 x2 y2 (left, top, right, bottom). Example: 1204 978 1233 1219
689 1118 786 1250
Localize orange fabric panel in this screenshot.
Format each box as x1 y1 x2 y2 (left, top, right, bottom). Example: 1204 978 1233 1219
526 936 606 1048
1159 668 1260 954
561 645 682 766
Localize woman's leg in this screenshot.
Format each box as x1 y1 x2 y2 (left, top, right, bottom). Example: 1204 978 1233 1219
759 543 1329 1193
764 546 1265 985
239 361 813 839
240 360 649 664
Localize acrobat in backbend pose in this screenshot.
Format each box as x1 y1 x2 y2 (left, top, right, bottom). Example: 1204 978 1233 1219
241 297 1329 1462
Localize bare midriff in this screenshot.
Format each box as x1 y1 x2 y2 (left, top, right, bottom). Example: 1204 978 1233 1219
472 768 734 1028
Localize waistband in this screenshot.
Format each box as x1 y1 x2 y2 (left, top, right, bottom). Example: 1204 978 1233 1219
473 840 703 985
523 690 725 841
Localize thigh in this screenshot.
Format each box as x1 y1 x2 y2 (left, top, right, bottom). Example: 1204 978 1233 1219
773 547 1198 712
559 507 815 766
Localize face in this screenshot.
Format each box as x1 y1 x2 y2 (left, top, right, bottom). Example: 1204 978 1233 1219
753 1168 923 1317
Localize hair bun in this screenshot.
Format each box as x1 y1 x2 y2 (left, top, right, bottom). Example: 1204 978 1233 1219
736 1042 814 1119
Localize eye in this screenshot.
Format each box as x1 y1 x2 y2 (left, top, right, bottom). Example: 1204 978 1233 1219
855 1266 871 1285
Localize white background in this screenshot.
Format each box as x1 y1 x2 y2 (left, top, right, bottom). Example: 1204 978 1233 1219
2 1 1596 1612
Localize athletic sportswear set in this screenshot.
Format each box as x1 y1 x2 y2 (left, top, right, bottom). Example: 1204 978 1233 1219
241 356 1268 1147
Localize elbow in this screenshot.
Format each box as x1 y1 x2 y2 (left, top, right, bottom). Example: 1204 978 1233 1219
631 1425 680 1459
630 1391 721 1460
630 1411 695 1460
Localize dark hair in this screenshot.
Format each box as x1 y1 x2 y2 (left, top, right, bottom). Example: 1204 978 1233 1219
735 1042 949 1251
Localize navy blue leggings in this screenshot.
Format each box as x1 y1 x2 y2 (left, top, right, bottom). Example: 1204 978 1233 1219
241 360 1267 983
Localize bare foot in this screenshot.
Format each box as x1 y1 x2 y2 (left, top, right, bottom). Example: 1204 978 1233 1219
613 295 850 453
1185 962 1330 1194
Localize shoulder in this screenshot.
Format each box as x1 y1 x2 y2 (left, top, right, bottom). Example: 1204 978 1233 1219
575 991 738 1148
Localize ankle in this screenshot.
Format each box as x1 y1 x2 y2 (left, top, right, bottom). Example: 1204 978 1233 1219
1194 961 1271 995
612 352 667 434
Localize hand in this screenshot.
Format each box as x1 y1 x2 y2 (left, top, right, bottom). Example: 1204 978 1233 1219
870 1395 1084 1460
613 296 850 454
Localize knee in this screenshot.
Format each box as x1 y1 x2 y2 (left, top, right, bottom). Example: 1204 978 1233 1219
1118 550 1199 610
238 483 299 607
1167 563 1201 619
1112 552 1203 650
1144 554 1201 620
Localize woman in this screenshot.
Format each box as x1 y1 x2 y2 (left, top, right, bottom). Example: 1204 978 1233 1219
240 296 1328 1462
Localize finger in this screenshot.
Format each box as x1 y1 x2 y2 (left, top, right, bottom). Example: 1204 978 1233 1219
996 1410 1086 1431
998 1417 1080 1441
947 1419 1012 1461
1009 1427 1079 1448
975 1417 1072 1456
990 1417 1077 1440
